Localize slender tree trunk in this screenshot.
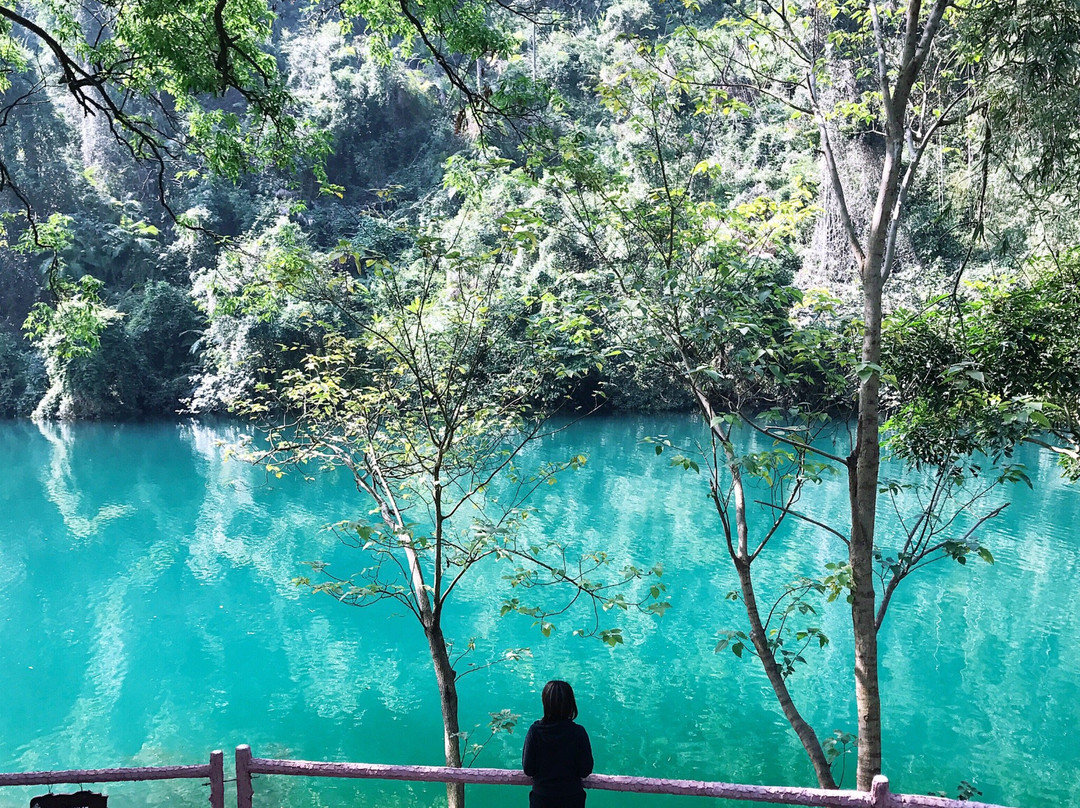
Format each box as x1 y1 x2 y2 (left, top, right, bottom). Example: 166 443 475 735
721 458 837 788
807 2 945 787
426 621 465 808
848 432 882 792
394 508 465 808
734 556 838 788
849 142 900 789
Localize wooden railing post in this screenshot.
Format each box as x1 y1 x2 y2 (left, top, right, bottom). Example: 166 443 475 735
871 775 891 808
235 746 253 808
209 751 224 808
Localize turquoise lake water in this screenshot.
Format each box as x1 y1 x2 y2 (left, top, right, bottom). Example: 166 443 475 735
0 416 1077 808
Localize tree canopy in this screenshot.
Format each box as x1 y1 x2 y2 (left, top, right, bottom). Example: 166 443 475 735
2 0 1080 798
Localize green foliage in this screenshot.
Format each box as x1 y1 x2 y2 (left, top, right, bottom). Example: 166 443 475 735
963 0 1080 196
0 0 325 219
717 576 831 679
462 708 522 766
0 329 44 417
882 255 1080 478
0 0 334 420
187 216 334 412
18 276 206 418
822 730 857 786
534 34 843 415
34 317 142 419
13 212 73 256
2 0 1078 431
23 275 121 361
339 0 515 66
121 281 206 413
281 26 457 222
237 200 668 643
931 780 983 801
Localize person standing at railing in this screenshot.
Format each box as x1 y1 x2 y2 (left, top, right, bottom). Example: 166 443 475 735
522 680 594 808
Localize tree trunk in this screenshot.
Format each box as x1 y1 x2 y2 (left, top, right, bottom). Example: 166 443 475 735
426 621 465 808
849 148 898 788
721 458 838 788
848 431 882 792
805 2 946 787
734 556 838 789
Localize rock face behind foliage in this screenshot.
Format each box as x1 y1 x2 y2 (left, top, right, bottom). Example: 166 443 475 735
800 138 931 312
797 61 925 310
1 0 1057 420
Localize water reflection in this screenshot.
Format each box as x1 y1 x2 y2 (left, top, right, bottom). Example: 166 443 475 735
0 417 1076 808
36 421 135 542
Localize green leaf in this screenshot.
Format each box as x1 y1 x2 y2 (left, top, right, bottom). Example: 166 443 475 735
600 628 624 647
856 362 883 383
1030 410 1051 428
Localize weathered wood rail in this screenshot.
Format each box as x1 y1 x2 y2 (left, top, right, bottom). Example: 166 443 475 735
235 745 1016 808
0 746 1018 808
0 751 225 807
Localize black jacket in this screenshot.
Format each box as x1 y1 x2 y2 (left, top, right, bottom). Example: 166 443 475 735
522 719 594 800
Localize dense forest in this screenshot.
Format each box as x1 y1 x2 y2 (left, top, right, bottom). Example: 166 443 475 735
3 0 1080 801
2 0 1077 427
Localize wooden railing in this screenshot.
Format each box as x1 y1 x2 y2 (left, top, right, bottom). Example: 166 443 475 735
234 745 1015 808
0 751 225 807
0 746 1017 808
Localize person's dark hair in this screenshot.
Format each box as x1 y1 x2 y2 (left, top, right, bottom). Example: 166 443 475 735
541 680 578 722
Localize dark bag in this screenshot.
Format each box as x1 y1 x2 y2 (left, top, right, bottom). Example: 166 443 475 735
30 791 108 808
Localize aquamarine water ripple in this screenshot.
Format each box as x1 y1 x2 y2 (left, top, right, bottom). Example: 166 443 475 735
0 416 1077 807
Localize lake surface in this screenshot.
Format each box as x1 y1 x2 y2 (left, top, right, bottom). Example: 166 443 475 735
0 416 1077 808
